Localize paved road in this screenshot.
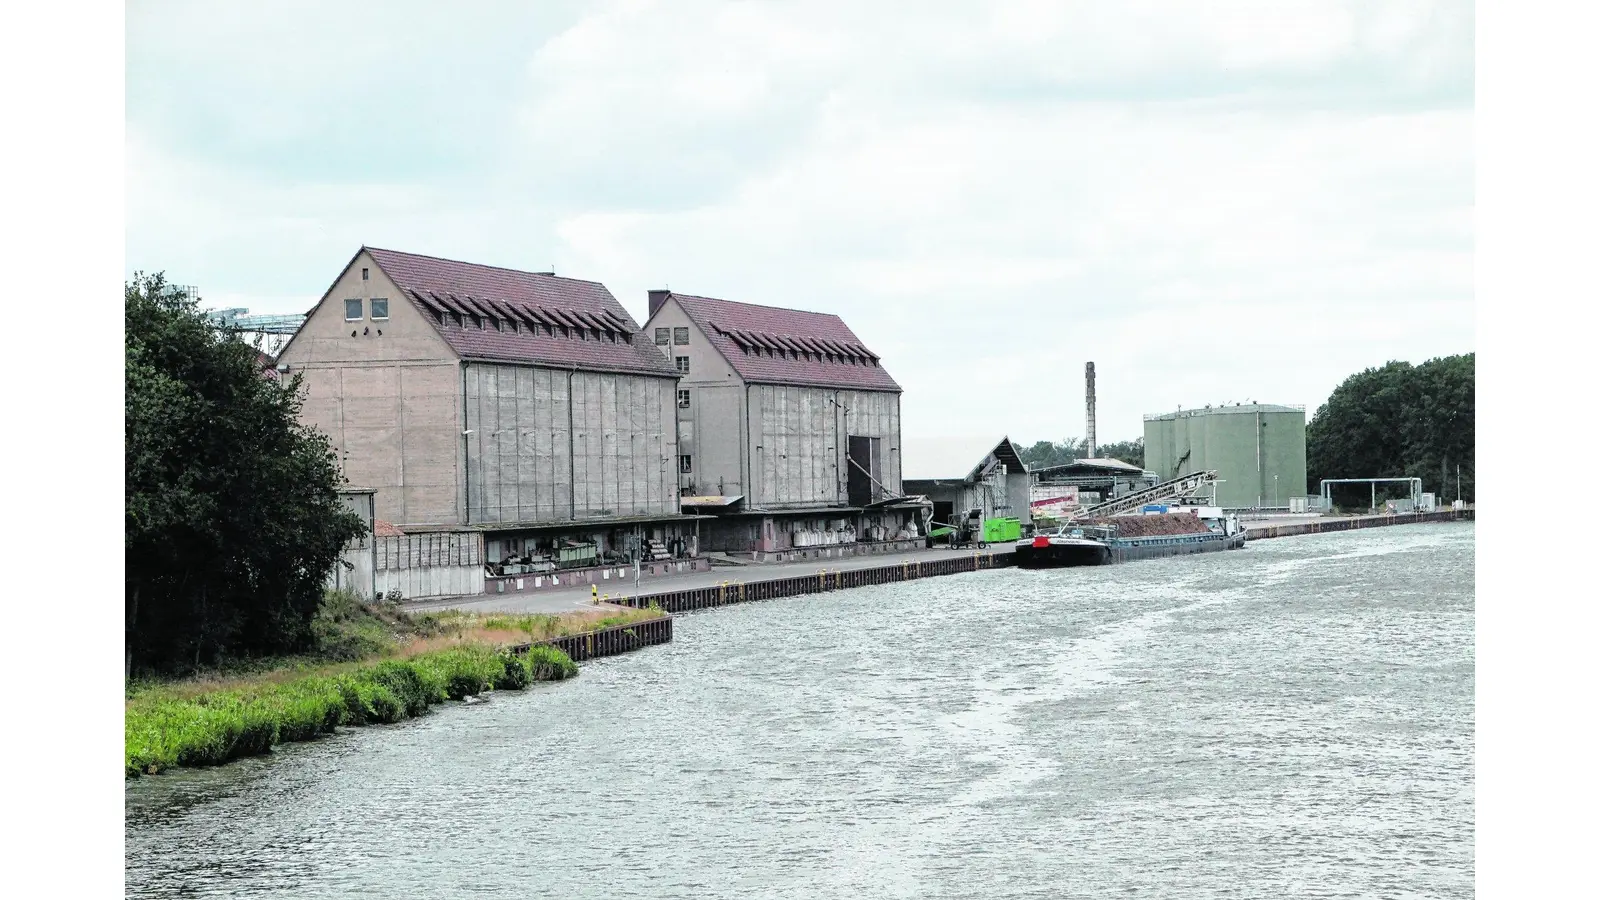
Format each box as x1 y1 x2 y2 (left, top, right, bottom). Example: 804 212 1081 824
408 545 1010 614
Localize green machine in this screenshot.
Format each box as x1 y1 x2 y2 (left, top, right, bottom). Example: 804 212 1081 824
981 517 1021 544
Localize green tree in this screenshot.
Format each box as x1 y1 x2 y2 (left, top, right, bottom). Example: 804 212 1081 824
1017 437 1144 470
126 273 364 675
1306 353 1474 505
1096 438 1145 468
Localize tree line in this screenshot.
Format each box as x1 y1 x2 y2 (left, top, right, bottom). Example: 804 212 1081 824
1306 353 1474 505
126 274 364 675
1017 437 1145 470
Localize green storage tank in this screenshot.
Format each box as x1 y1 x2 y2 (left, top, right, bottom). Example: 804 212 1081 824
1142 404 1307 510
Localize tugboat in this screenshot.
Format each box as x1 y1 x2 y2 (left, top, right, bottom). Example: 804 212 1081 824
1014 507 1245 569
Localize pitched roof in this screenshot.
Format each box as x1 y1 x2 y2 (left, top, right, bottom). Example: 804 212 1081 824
901 436 1029 482
663 292 900 391
365 247 677 378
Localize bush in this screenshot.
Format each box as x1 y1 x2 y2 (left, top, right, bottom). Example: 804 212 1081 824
415 646 503 700
494 652 530 690
525 645 578 681
368 660 435 716
268 678 345 742
310 589 402 662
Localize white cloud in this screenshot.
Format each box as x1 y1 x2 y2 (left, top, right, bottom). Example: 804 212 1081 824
127 0 1473 445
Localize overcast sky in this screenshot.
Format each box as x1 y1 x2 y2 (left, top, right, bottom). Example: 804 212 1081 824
126 0 1473 446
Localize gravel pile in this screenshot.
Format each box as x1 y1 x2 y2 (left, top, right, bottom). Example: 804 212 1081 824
1089 512 1212 537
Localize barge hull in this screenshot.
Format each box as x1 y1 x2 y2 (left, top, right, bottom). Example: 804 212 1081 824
1015 543 1111 568
1108 532 1245 563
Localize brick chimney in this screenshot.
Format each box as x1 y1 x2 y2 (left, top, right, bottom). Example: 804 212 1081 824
647 289 671 318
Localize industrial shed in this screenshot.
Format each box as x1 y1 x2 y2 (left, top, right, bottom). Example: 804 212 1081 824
278 247 705 599
1029 458 1157 518
902 436 1032 533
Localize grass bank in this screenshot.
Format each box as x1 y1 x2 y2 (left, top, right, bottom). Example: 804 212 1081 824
126 594 663 777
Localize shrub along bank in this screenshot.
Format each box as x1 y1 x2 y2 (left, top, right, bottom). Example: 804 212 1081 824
125 593 653 777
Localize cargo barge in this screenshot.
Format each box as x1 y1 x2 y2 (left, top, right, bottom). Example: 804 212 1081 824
1014 507 1246 568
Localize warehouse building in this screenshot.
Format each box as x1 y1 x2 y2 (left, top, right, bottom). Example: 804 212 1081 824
643 290 923 559
1143 403 1307 510
902 436 1032 537
277 247 705 599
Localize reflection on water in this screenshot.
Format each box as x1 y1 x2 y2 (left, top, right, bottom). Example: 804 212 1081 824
127 523 1474 899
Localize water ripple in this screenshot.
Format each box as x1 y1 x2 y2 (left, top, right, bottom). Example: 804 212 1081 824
127 523 1474 899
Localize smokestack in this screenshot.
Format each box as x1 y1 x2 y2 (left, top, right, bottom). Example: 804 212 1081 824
1085 361 1097 459
647 289 671 318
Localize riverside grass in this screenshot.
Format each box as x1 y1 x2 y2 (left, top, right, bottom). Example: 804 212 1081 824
126 599 660 777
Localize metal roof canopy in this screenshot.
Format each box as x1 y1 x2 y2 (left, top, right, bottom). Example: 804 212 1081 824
1034 457 1147 478
468 513 715 533
680 495 744 509
901 435 1030 482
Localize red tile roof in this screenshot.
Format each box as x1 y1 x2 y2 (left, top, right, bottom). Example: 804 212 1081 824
665 293 901 392
366 247 677 378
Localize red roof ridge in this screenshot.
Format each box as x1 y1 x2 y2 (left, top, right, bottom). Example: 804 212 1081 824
362 246 607 289
667 291 851 325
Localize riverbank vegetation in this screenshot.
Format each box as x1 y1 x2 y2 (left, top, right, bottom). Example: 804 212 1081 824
126 273 366 676
126 592 660 777
1307 353 1474 504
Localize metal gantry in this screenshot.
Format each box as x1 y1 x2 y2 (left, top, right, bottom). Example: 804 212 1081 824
1318 478 1422 511
1073 470 1219 520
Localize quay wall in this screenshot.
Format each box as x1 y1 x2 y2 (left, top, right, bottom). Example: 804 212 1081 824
603 551 1014 614
510 615 676 663
1247 508 1475 540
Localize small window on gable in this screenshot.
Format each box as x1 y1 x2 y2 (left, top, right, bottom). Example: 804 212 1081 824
673 327 689 345
675 356 690 374
344 299 362 321
361 268 369 281
655 327 670 345
371 298 389 319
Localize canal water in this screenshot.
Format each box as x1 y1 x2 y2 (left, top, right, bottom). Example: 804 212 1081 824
126 522 1474 899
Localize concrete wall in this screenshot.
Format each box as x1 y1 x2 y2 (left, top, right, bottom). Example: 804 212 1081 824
748 385 901 509
374 532 484 599
463 363 679 523
682 383 745 496
328 491 376 598
1144 406 1307 509
646 300 745 498
280 251 465 526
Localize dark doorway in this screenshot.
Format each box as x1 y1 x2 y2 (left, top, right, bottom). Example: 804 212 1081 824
847 435 880 507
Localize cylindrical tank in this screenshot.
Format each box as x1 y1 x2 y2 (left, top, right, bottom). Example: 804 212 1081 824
1142 404 1307 509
